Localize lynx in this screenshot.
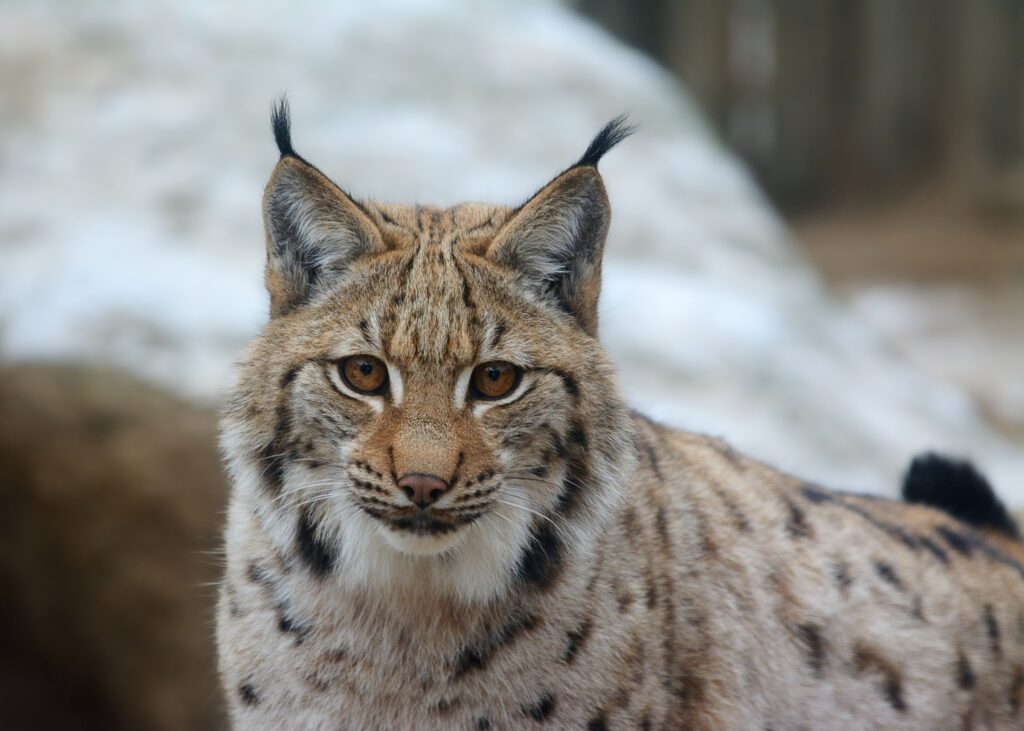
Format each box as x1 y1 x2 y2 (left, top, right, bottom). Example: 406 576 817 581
217 103 1024 729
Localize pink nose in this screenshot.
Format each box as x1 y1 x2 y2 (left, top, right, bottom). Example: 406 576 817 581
398 473 450 509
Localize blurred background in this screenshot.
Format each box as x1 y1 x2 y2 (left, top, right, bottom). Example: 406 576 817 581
0 0 1020 728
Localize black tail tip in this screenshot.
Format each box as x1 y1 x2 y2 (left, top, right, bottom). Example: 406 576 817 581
271 96 295 158
575 114 635 168
902 452 1019 539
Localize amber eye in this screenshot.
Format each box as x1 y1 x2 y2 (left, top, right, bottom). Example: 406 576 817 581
470 361 522 401
339 355 388 395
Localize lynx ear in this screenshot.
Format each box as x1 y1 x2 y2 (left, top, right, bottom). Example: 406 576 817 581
262 102 384 317
486 117 632 335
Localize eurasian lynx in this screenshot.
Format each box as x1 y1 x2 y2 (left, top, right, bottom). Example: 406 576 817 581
217 103 1024 729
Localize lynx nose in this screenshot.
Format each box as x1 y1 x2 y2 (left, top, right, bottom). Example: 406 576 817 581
398 473 450 509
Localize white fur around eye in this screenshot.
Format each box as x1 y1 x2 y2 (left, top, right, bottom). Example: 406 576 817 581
453 365 474 409
387 364 404 406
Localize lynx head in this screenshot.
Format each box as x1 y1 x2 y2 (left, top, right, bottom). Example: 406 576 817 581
222 102 638 602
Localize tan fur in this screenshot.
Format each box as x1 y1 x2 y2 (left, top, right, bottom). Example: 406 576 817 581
218 139 1024 730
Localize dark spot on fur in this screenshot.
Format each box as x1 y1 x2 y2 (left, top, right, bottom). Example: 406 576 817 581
387 445 399 484
957 651 975 689
276 607 310 644
931 525 1024 578
280 366 301 387
556 453 589 517
563 619 592 664
515 522 563 590
813 488 1024 580
874 562 903 590
911 595 926 622
937 525 973 556
257 405 292 494
645 566 659 608
785 498 811 538
453 613 538 678
693 506 718 556
884 674 906 712
917 535 950 564
587 715 608 731
641 437 662 479
985 604 1002 658
556 371 580 397
802 484 833 503
476 717 492 730
719 492 751 532
1010 666 1024 713
453 646 487 677
854 645 906 712
490 321 506 349
296 508 335 577
622 505 641 543
239 683 259 706
655 506 671 547
522 692 556 722
550 430 568 460
306 671 331 692
433 697 459 715
828 497 923 556
568 422 588 449
246 561 274 587
618 590 634 613
832 561 853 592
450 451 465 487
796 623 825 676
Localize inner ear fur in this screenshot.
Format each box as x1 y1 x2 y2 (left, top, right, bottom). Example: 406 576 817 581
486 165 611 335
263 156 385 318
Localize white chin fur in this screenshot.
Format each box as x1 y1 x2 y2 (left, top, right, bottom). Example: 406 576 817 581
322 494 535 603
378 523 467 556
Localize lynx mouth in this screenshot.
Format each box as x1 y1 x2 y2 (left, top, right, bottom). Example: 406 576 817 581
363 507 482 557
360 506 482 537
387 512 462 536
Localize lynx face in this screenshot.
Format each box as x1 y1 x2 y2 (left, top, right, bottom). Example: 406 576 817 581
221 107 637 601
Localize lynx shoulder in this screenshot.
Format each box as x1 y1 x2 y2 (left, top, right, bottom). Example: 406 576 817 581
217 102 1024 730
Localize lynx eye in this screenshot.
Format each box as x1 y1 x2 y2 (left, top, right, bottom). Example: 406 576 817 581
339 355 388 395
470 361 522 401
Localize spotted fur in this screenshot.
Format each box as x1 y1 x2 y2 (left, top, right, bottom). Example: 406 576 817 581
217 104 1024 729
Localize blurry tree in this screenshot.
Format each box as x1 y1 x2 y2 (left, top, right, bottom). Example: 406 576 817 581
577 0 1024 212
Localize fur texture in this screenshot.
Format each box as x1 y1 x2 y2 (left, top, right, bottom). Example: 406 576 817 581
217 109 1024 730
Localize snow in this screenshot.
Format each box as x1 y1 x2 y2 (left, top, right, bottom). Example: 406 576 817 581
1 0 1020 501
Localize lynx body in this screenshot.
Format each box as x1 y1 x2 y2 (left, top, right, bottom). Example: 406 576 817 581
218 106 1024 729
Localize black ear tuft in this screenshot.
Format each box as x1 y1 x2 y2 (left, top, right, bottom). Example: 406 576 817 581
902 452 1020 540
574 115 635 168
271 96 295 158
